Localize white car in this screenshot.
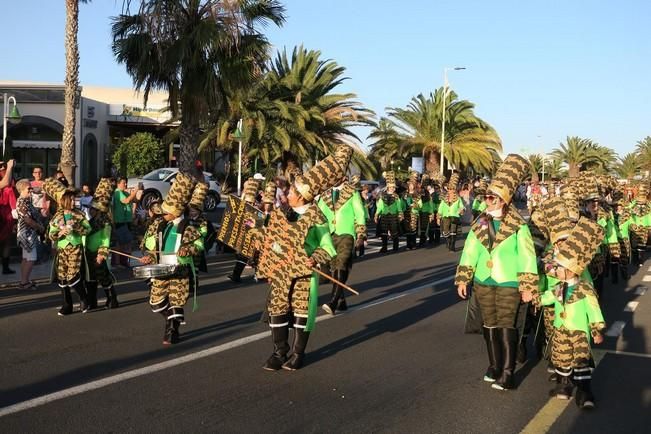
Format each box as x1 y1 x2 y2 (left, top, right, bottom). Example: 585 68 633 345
128 168 222 212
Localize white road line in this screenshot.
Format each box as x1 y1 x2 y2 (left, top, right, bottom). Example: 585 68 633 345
635 287 647 296
0 274 456 418
642 275 651 282
605 320 627 337
647 265 651 273
624 301 639 312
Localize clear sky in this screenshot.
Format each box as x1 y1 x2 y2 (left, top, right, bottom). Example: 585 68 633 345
3 0 650 157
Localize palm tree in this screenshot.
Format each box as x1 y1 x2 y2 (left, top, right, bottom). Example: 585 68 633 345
386 88 502 176
584 145 616 174
204 46 375 178
635 136 651 173
528 154 543 182
367 118 403 170
551 136 607 177
545 158 565 180
615 153 641 179
60 0 91 185
112 0 285 176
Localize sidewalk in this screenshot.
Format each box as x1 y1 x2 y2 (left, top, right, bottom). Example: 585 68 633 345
0 249 222 289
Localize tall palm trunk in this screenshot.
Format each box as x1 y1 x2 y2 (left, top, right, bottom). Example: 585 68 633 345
179 120 201 179
61 0 80 185
568 163 580 178
424 150 442 176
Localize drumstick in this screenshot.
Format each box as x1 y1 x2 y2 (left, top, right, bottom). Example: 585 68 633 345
311 267 360 295
108 249 147 261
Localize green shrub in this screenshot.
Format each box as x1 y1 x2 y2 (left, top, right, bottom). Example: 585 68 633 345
112 132 164 177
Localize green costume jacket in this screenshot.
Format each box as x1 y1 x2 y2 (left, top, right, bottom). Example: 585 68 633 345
318 183 367 239
472 198 487 213
455 206 538 293
597 211 620 257
86 213 112 258
376 192 404 217
541 278 605 339
48 209 91 248
438 198 465 218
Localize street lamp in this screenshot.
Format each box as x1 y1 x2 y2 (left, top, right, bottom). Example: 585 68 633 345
232 118 243 196
3 93 22 158
439 67 466 175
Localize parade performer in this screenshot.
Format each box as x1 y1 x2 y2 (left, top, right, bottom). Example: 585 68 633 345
227 179 260 283
45 178 92 316
530 196 575 377
375 171 403 253
455 154 538 391
402 171 420 250
437 172 465 252
255 151 340 371
613 193 632 281
628 183 650 267
542 217 605 409
578 177 618 297
318 147 366 315
85 178 119 310
429 177 443 243
140 172 203 345
416 174 435 246
187 181 210 273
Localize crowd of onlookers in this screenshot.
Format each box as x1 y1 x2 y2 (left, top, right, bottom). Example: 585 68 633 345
0 159 143 290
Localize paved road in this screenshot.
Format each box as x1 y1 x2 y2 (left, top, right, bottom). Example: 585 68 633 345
1 235 650 433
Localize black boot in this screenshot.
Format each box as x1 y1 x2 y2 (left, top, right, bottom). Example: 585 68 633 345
392 236 400 252
550 369 574 400
105 286 120 309
517 334 528 364
58 286 73 316
483 327 502 383
610 263 619 284
322 270 347 315
637 249 645 266
492 328 517 390
357 242 365 257
380 235 388 253
621 262 629 280
2 257 15 274
86 281 98 310
434 228 441 244
283 326 310 371
263 315 291 371
162 318 174 345
72 281 89 313
419 234 427 247
449 235 457 252
335 269 349 311
574 372 595 409
228 258 247 283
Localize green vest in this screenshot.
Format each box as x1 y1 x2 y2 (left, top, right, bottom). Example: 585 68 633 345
541 279 605 336
459 222 538 286
318 191 366 237
438 198 464 218
86 224 111 253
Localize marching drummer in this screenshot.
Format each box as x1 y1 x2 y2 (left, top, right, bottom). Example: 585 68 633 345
139 172 204 345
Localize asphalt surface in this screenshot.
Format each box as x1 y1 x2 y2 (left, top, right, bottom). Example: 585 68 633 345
1 232 650 433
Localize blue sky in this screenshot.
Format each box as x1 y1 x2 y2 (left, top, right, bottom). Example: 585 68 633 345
3 0 650 157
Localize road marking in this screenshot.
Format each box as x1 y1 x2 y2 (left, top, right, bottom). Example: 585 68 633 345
594 349 651 360
642 275 651 282
520 399 571 434
0 273 455 418
647 265 651 273
635 287 647 296
605 320 626 337
624 301 639 312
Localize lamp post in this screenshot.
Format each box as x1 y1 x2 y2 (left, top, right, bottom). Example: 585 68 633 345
3 93 22 158
233 118 243 196
439 67 466 175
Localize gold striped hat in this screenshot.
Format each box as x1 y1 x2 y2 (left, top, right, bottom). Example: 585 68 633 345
487 154 530 203
161 172 196 217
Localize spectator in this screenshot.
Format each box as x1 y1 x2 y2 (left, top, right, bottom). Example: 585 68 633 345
0 160 17 274
79 184 93 218
55 170 70 188
16 179 44 289
274 176 289 211
112 177 138 267
29 166 52 263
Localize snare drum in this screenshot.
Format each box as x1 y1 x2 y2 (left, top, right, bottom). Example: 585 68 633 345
133 264 177 279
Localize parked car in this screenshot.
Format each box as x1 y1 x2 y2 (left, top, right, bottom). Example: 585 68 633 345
128 168 222 212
